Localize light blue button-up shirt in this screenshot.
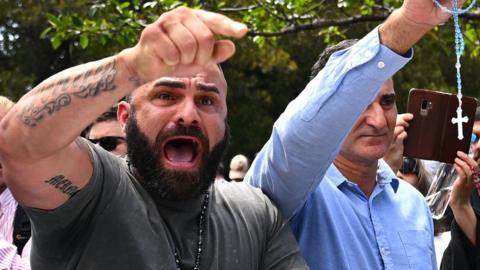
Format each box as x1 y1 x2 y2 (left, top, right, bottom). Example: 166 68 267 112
246 27 436 269
290 161 435 269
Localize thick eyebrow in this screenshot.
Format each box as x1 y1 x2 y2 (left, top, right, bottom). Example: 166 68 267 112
153 80 186 89
152 80 219 94
197 83 219 94
381 93 396 101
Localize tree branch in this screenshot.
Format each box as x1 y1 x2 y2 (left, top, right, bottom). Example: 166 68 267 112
248 14 388 37
218 5 259 12
247 11 480 37
461 11 480 20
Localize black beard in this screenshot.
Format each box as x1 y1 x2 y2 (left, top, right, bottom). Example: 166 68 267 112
125 109 229 201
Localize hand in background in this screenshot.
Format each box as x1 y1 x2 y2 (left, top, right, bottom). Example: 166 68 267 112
383 113 413 173
450 151 478 245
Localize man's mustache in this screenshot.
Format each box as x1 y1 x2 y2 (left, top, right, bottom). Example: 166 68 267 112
154 124 209 150
164 124 203 137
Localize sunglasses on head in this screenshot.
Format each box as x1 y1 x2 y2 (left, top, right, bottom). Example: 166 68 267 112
471 133 479 144
89 136 125 151
400 157 419 175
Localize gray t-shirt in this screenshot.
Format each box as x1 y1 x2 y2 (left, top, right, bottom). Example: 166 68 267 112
25 143 307 270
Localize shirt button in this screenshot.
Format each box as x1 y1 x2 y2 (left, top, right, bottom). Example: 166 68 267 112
377 61 385 69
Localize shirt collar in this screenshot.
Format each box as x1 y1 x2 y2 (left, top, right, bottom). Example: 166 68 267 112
0 188 15 209
327 159 399 193
327 164 349 187
377 159 399 192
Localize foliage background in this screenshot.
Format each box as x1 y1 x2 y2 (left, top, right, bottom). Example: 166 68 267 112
2 0 480 171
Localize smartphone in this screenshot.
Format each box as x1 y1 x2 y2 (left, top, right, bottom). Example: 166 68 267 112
403 88 477 164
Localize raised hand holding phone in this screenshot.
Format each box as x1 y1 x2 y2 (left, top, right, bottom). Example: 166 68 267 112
403 89 477 163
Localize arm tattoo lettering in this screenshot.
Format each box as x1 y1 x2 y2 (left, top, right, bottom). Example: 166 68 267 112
72 61 116 98
17 60 117 127
18 94 71 127
44 175 80 197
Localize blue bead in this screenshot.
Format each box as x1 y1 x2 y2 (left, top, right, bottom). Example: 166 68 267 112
433 0 476 140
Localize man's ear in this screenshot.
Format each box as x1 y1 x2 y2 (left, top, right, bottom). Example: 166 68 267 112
117 101 130 132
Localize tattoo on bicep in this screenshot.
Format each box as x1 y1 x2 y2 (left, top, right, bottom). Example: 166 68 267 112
17 60 117 127
44 175 80 197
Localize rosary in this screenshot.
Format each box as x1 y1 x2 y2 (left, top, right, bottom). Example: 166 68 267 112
432 0 477 140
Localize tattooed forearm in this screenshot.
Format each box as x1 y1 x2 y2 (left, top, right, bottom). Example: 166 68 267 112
18 94 71 127
17 59 117 127
72 61 116 98
44 175 80 197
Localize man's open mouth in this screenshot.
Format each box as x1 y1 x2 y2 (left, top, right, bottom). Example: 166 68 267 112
162 136 202 169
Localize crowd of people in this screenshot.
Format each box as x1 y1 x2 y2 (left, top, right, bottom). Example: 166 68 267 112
0 0 478 269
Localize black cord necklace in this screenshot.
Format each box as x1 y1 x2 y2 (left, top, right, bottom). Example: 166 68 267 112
174 190 210 270
126 157 210 270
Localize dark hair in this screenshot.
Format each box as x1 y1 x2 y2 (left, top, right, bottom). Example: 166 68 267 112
415 160 432 197
82 104 119 138
216 162 227 181
310 39 359 80
95 104 118 123
475 103 480 121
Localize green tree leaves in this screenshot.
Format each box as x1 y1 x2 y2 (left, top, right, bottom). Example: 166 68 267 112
3 0 480 160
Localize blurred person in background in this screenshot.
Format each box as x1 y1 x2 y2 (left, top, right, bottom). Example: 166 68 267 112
384 110 480 270
84 104 127 157
214 162 227 183
229 154 249 182
0 96 31 270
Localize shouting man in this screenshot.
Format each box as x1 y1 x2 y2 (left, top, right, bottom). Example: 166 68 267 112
0 7 307 270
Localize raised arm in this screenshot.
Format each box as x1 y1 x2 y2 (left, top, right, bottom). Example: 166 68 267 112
0 7 247 210
439 152 479 269
246 0 464 218
450 151 478 245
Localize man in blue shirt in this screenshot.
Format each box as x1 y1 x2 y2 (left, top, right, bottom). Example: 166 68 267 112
297 41 434 269
246 0 463 269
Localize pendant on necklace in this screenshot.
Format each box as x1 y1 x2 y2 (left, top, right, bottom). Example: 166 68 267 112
451 106 469 140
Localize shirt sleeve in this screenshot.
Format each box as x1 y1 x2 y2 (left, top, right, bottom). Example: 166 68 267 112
0 239 30 270
261 192 309 270
23 140 122 261
245 26 412 219
428 205 439 269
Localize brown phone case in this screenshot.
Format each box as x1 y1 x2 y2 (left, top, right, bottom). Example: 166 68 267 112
403 89 477 164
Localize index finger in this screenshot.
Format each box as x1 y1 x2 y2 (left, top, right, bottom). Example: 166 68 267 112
396 113 413 127
193 9 248 39
457 151 477 169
